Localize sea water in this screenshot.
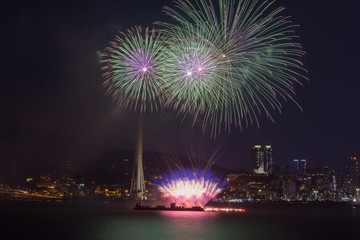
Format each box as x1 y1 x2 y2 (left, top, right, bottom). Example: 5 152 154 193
1 203 359 240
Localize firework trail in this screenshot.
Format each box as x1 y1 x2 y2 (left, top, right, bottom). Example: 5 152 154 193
159 0 307 136
101 26 166 113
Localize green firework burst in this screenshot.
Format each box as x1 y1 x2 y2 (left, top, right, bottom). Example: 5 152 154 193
160 0 308 136
101 26 167 113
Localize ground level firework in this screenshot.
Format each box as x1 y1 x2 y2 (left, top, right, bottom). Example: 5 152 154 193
155 168 226 208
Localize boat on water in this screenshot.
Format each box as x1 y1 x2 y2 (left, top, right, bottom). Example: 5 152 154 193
134 202 203 211
134 202 246 212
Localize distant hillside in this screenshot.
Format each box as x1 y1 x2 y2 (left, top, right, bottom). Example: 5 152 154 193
77 148 230 185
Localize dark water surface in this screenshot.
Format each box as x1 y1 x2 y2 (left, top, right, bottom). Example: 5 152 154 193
1 203 359 240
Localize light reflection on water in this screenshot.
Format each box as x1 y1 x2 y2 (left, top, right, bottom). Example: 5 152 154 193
85 207 360 240
2 205 360 240
90 210 271 240
159 211 219 239
90 211 221 240
88 210 252 240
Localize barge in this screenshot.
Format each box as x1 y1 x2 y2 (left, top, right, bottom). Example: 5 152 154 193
135 202 203 211
134 202 246 212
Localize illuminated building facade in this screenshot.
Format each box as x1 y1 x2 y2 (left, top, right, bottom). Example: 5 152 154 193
293 159 307 177
251 145 273 174
349 157 359 187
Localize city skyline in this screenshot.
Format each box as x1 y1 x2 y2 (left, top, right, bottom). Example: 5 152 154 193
2 0 360 177
1 146 359 203
3 146 359 183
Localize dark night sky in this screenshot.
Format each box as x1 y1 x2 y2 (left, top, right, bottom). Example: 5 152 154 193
1 0 359 179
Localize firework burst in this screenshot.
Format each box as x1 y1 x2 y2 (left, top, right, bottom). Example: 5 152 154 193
160 0 307 135
154 147 226 208
101 26 166 113
161 25 232 126
156 168 226 208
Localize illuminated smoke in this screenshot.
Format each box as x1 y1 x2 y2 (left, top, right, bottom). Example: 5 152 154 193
155 168 226 208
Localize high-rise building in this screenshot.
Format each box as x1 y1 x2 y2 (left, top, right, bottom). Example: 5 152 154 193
292 159 299 175
349 157 359 187
252 145 263 173
292 159 307 177
263 145 273 174
300 159 307 176
251 145 273 174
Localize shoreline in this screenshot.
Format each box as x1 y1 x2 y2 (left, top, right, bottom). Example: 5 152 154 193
1 198 359 209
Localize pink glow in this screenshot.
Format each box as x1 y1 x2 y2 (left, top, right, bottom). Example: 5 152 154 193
157 177 223 208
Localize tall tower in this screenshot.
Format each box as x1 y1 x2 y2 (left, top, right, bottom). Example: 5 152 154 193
251 145 273 174
252 145 264 174
263 145 273 174
130 116 146 200
299 159 307 176
292 159 299 176
292 159 307 177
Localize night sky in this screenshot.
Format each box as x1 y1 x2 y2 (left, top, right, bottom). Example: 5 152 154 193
1 0 359 179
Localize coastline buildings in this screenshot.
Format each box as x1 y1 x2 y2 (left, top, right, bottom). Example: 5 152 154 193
220 152 360 202
251 145 273 174
349 157 359 187
1 148 359 203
